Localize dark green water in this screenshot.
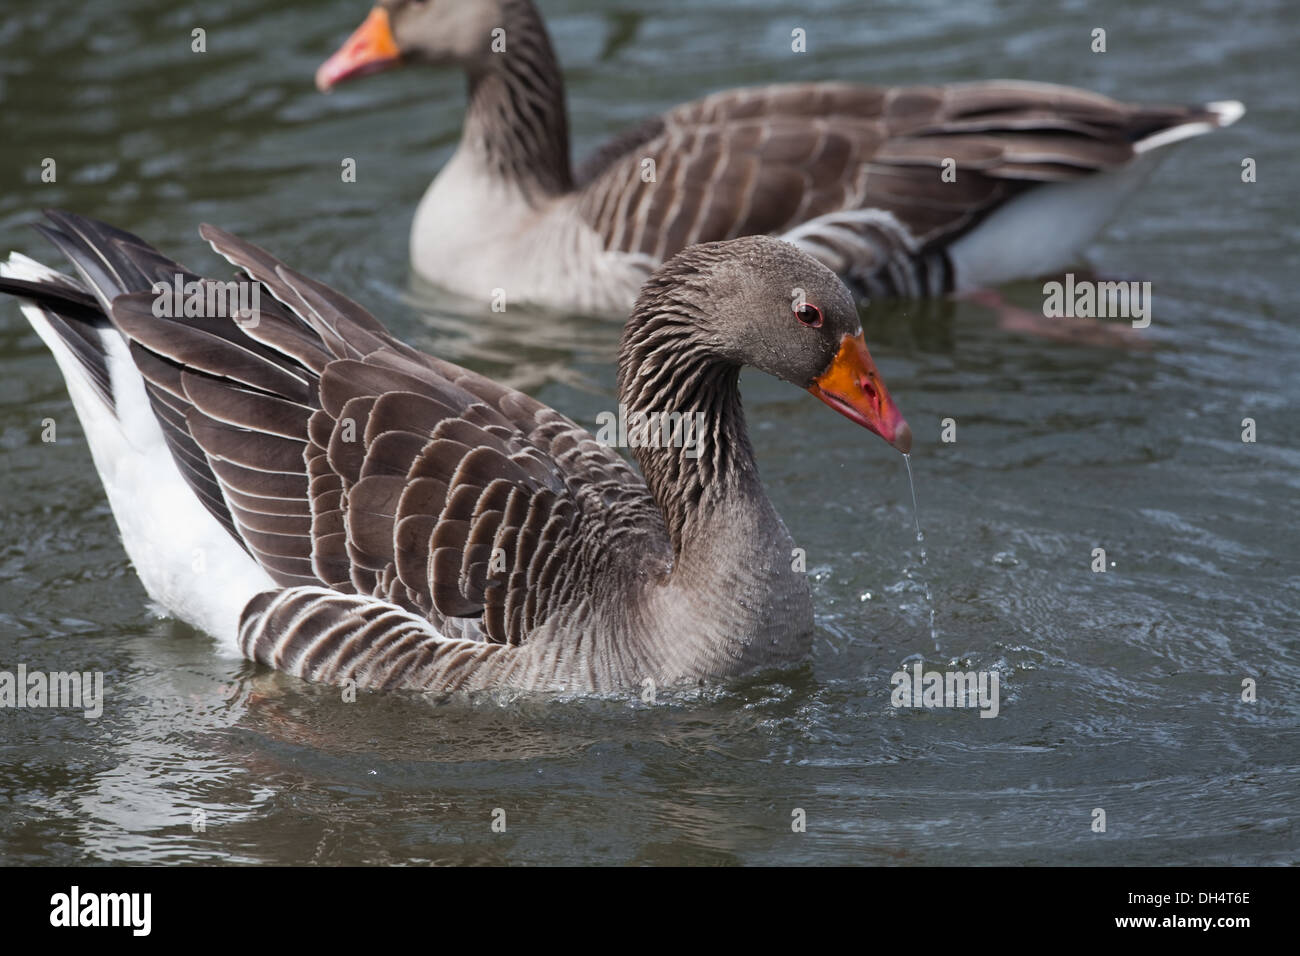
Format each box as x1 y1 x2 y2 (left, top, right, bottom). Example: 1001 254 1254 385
0 0 1296 865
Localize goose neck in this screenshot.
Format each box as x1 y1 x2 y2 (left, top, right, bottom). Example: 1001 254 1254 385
462 1 573 200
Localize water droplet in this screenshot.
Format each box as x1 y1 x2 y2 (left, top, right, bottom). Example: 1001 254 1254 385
901 453 939 651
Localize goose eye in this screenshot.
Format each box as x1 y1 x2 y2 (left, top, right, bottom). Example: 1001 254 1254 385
794 302 823 328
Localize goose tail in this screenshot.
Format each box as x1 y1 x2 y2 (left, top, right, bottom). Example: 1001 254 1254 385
1133 99 1245 154
0 212 276 649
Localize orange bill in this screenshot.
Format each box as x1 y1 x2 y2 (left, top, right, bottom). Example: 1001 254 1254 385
808 333 912 453
316 8 402 92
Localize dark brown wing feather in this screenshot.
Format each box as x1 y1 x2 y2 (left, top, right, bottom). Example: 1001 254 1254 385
127 224 667 645
575 80 1219 265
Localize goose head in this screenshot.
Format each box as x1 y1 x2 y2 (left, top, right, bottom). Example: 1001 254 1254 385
316 0 514 90
625 236 912 455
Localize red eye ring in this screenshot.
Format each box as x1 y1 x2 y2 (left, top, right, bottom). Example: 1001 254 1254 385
794 302 823 328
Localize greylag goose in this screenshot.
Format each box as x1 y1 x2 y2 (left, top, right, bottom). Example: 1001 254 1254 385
1 212 909 694
316 1 1244 315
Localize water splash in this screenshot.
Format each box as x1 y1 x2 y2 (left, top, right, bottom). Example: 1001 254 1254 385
903 453 939 651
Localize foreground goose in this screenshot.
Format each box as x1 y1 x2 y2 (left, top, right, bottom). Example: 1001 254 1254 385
1 212 909 694
316 0 1244 315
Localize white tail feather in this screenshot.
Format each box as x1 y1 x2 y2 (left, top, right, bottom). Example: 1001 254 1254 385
3 253 274 652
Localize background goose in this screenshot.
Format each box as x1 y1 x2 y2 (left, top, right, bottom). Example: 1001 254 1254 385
0 212 909 695
316 0 1244 315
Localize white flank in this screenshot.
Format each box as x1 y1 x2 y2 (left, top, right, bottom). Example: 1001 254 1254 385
410 146 652 316
948 153 1166 290
3 253 276 654
952 99 1243 288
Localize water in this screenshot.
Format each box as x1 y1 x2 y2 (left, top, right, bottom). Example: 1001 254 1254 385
1 0 1297 865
